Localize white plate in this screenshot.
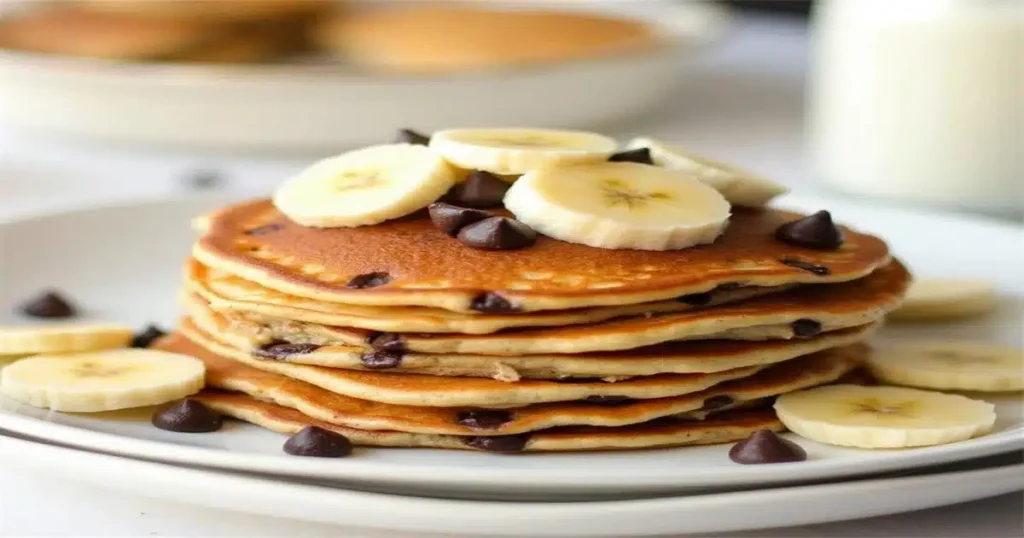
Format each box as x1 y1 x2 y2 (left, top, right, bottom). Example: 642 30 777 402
0 2 729 152
0 195 1022 501
1 432 1021 537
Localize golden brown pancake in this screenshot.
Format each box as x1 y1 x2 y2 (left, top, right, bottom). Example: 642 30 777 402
193 199 892 312
74 0 330 23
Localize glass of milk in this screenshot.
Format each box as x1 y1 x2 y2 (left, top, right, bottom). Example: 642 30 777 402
807 0 1022 214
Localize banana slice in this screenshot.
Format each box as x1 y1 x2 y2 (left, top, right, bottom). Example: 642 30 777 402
774 384 996 449
0 349 205 412
430 128 618 177
626 137 787 207
866 342 1023 392
504 162 731 251
273 144 457 228
888 278 998 322
0 324 134 356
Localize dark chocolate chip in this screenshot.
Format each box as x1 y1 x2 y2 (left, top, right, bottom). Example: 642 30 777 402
456 409 513 429
20 290 76 319
582 394 635 406
780 257 830 276
447 171 510 208
131 324 167 349
361 349 404 369
700 395 735 411
395 128 431 146
254 342 321 360
457 217 537 250
791 319 822 338
347 272 391 289
428 203 491 236
608 147 654 165
677 292 713 306
776 210 844 250
729 429 806 464
367 332 406 352
283 426 353 457
463 434 530 453
245 223 284 236
152 399 223 433
470 292 519 313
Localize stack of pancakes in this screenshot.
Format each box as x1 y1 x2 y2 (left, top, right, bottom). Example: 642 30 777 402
166 199 910 452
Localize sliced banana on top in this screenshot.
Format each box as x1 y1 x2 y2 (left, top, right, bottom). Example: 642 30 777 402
273 144 457 228
888 278 998 322
866 341 1023 392
0 349 205 412
774 384 996 449
430 128 618 177
627 137 787 207
504 162 731 251
0 323 134 356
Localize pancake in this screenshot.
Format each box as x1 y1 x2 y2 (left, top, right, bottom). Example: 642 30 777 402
75 0 330 23
157 332 858 436
210 260 909 356
186 291 877 379
180 319 768 408
193 199 892 312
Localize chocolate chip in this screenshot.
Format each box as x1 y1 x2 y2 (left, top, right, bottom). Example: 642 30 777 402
395 128 431 146
700 395 735 411
677 292 713 306
245 223 284 236
131 324 167 349
457 217 536 250
776 211 844 250
20 290 76 318
183 169 224 191
780 257 830 276
608 147 654 165
456 409 513 429
463 434 530 453
582 394 635 406
152 399 223 433
361 349 403 369
428 203 491 236
447 171 510 208
346 272 391 289
470 292 519 313
729 429 806 464
283 426 352 457
367 332 406 352
791 319 822 338
254 342 320 360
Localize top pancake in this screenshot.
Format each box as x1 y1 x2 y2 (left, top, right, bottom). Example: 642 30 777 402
194 199 891 312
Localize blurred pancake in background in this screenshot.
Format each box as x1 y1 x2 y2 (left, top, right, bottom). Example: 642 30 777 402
74 0 331 23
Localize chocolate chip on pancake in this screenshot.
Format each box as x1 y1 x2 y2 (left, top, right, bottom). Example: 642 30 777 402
776 210 844 250
791 319 822 338
367 332 406 352
677 292 713 306
729 429 806 464
245 223 284 236
395 128 431 146
283 426 353 457
700 395 735 411
457 217 537 250
464 434 530 453
361 349 403 369
131 324 168 349
152 399 223 433
470 292 519 313
447 171 510 208
20 290 76 319
608 147 654 165
428 202 491 236
780 257 830 276
582 394 635 406
346 272 391 289
254 342 320 359
456 409 513 429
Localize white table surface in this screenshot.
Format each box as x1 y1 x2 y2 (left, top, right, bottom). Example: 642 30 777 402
0 15 1021 538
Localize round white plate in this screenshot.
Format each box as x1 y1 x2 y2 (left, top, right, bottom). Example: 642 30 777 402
0 432 1021 537
0 195 1021 501
0 2 729 152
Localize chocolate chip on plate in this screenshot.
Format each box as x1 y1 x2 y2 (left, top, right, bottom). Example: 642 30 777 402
283 426 353 457
456 409 513 429
346 272 391 289
608 147 654 165
245 223 284 236
677 292 713 306
457 217 537 250
463 434 531 453
20 290 76 319
367 332 406 352
254 342 320 360
780 257 830 276
582 394 635 406
700 395 735 411
131 324 168 349
470 292 519 313
361 349 404 369
428 203 491 236
395 128 431 146
775 210 844 250
791 319 822 338
152 399 223 433
729 429 807 464
447 171 510 208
